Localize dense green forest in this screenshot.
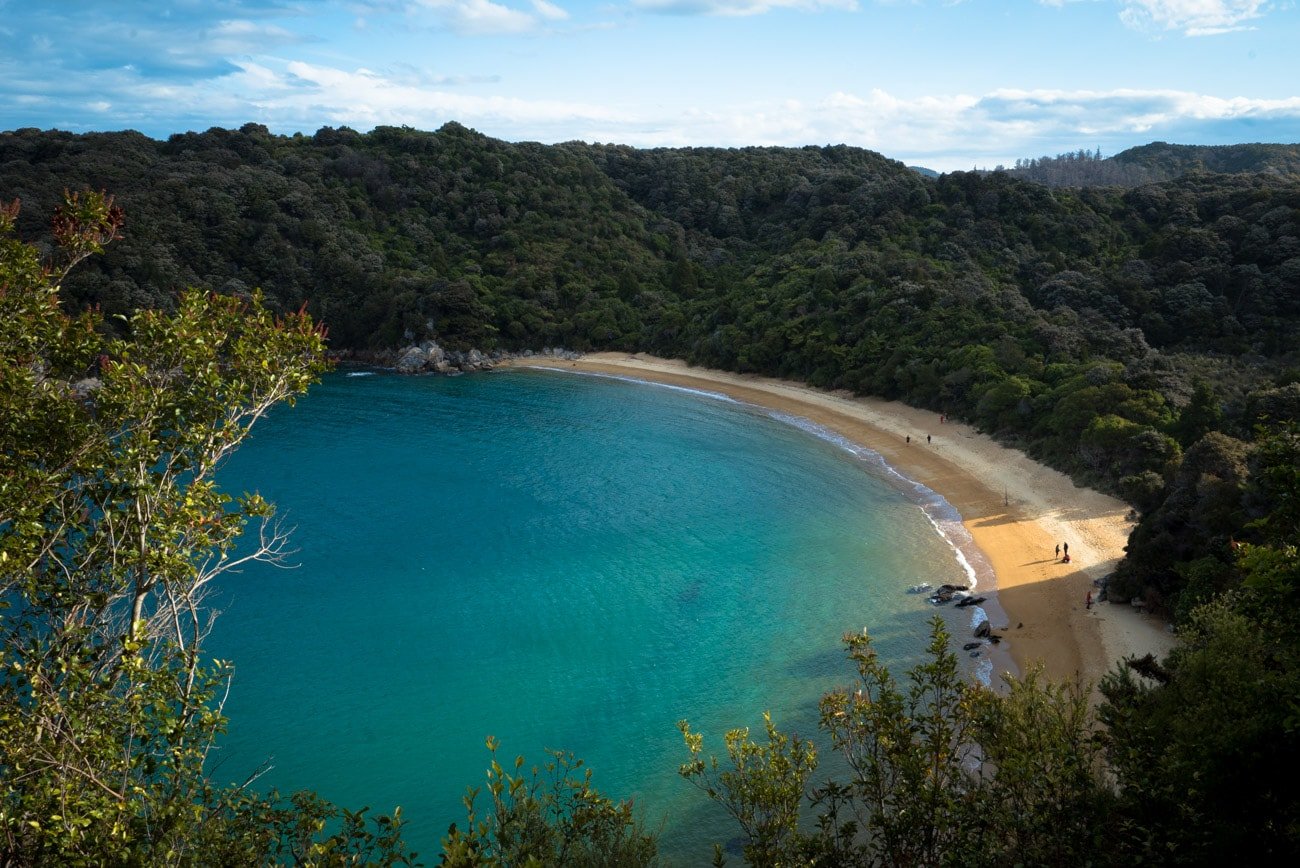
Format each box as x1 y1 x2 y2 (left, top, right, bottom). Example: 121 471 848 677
1003 141 1300 187
3 129 1299 863
3 122 1298 615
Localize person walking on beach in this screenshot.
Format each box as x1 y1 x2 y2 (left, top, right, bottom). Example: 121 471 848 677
1063 541 1069 557
1055 544 1060 559
926 434 931 444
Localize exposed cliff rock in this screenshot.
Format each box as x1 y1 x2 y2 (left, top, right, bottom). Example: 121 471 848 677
385 341 581 374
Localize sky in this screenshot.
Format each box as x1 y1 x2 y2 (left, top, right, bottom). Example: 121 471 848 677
1 0 1297 171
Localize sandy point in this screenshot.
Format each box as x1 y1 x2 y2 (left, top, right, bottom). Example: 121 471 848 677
506 352 1176 692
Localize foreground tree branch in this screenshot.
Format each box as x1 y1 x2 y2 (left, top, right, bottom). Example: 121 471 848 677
1 193 413 864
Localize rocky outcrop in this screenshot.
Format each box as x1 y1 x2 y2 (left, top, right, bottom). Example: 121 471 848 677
388 340 581 375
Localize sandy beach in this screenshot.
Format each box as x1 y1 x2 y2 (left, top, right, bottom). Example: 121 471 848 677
508 352 1176 691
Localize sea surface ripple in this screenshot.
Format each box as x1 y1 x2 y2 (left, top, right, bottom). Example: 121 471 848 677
211 368 978 858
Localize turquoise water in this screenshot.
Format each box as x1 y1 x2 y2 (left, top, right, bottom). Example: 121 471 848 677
209 368 983 859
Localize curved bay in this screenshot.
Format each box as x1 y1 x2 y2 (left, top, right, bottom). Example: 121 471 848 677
210 368 970 858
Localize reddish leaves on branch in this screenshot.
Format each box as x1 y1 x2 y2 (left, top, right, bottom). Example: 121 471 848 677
0 198 19 232
49 190 125 279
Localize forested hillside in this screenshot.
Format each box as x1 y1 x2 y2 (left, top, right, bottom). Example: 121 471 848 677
1004 141 1300 187
3 122 1299 616
1115 141 1300 179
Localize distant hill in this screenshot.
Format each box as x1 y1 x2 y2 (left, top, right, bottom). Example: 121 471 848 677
908 165 940 178
1003 141 1300 187
1111 141 1300 177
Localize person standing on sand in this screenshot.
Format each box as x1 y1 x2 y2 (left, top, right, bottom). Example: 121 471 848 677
1063 541 1069 557
1055 544 1061 559
927 434 931 444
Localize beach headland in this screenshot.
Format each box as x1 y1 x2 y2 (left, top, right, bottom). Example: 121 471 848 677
507 352 1175 691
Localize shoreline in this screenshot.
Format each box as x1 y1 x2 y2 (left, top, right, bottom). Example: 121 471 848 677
506 353 1175 690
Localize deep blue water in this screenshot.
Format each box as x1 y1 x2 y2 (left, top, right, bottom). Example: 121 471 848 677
209 368 981 859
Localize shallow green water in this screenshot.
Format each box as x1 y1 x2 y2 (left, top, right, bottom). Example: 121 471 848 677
209 368 989 859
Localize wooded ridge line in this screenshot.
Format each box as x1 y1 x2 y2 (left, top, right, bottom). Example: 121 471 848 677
3 122 1298 616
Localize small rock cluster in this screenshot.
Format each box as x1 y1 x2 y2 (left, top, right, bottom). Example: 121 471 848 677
908 582 1005 658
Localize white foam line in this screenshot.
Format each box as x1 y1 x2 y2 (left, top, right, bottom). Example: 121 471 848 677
761 412 994 591
528 366 741 404
769 403 1017 684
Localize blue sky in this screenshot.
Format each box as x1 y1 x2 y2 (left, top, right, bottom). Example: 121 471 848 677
1 0 1297 170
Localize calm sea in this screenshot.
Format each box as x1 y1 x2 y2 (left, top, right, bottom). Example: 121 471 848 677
209 368 988 860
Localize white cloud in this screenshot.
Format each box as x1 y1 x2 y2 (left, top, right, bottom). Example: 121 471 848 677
414 0 548 34
1118 1 1270 35
206 18 303 54
633 0 858 16
978 86 1300 127
1037 1 1273 36
211 64 1300 167
273 60 624 127
529 0 570 19
11 52 1300 171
